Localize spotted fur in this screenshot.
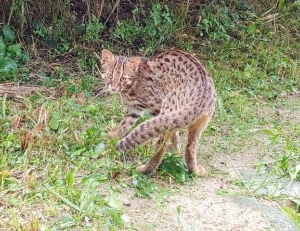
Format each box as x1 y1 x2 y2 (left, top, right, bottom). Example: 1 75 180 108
100 49 217 176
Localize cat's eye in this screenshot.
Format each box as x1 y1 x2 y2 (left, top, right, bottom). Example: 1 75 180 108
120 77 126 82
107 74 113 79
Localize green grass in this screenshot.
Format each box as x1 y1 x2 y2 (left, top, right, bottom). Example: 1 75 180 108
0 94 180 230
1 42 299 229
1 2 300 229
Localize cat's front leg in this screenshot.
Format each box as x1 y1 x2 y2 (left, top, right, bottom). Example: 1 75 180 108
108 108 142 138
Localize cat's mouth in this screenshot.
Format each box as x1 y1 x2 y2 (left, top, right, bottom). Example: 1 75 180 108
106 84 121 93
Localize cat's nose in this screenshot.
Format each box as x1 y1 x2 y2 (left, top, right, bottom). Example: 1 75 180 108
111 86 118 91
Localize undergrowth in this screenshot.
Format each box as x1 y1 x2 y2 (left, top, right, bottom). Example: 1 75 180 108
0 0 300 230
0 26 29 81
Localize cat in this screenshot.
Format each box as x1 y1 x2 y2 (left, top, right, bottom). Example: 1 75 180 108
99 48 217 176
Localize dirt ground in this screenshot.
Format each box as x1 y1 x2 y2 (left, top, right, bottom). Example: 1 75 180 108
118 94 300 231
120 179 270 231
119 157 297 231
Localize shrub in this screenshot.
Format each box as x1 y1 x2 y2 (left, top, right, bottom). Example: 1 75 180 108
0 25 29 82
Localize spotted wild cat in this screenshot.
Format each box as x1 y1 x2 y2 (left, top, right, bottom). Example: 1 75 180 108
99 49 217 176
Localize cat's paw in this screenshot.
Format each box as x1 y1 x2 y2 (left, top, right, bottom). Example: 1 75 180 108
194 166 205 177
136 164 154 175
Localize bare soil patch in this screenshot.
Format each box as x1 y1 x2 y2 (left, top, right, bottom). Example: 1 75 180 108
117 94 300 231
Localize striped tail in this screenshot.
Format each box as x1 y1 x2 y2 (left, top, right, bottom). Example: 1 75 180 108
116 108 195 152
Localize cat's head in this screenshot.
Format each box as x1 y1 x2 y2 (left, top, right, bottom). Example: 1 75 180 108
100 49 142 93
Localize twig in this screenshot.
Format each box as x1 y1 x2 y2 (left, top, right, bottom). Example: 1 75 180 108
97 0 105 19
261 1 278 17
0 84 56 98
104 0 121 25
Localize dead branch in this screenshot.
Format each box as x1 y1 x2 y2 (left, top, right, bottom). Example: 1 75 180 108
0 83 57 98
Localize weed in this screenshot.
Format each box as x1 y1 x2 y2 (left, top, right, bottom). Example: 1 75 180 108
158 153 195 184
0 25 29 82
130 171 156 198
82 15 104 43
282 204 300 229
113 3 176 53
197 1 252 40
32 19 70 53
0 1 299 229
245 126 300 228
258 127 299 180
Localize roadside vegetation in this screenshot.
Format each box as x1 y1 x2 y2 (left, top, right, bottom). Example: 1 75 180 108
0 0 299 230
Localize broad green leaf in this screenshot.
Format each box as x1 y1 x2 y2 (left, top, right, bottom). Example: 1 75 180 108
279 0 285 10
49 115 59 130
32 19 43 29
159 154 190 183
65 169 75 188
247 23 256 35
7 44 21 57
0 39 5 56
281 206 300 229
85 104 97 114
19 52 30 64
292 0 300 7
0 57 17 73
32 19 47 37
262 129 275 135
2 25 15 42
81 173 108 183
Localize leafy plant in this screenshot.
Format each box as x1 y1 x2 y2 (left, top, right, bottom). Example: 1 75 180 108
0 1 299 230
33 19 70 53
0 25 29 82
132 172 157 198
113 3 176 53
282 204 300 229
32 19 48 38
260 127 300 180
82 15 104 43
197 1 253 40
158 153 194 183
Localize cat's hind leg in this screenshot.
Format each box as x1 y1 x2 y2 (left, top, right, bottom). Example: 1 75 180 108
153 129 180 152
170 130 181 152
185 114 211 177
136 129 177 175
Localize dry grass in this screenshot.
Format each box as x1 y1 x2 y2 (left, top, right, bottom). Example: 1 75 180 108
0 1 299 229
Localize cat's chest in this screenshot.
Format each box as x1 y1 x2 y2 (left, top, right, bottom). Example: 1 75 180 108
122 88 162 115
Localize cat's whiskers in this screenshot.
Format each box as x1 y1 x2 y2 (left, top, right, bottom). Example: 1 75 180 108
99 48 217 177
91 88 107 100
118 92 124 104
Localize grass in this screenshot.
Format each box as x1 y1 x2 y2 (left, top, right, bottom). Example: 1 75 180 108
1 2 300 230
0 93 178 230
1 46 299 230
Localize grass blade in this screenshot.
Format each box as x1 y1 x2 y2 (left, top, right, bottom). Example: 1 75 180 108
45 186 81 212
2 93 7 119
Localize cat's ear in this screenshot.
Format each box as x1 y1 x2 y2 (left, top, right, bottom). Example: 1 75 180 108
126 57 141 72
101 49 114 65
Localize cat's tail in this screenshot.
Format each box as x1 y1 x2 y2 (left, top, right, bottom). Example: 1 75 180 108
117 108 198 152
